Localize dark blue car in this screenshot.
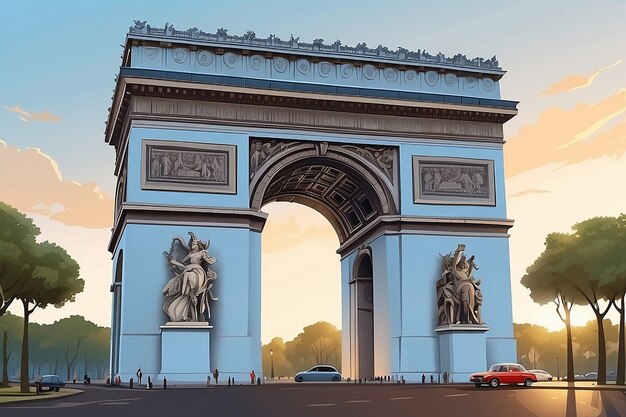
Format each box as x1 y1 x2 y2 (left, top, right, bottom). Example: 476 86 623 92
36 375 65 392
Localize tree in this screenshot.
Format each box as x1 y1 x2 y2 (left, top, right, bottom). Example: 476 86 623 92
0 312 21 387
261 337 293 378
523 216 626 385
283 322 341 373
17 241 83 392
53 316 101 380
574 215 626 385
566 217 623 385
0 203 40 316
521 233 580 382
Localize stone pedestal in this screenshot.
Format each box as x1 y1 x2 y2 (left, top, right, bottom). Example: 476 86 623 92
159 322 212 383
436 324 489 383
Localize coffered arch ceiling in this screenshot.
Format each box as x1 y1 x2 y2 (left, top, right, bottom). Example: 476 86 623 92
250 140 398 244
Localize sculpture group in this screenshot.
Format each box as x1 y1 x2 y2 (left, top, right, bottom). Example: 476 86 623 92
436 244 484 326
162 232 218 323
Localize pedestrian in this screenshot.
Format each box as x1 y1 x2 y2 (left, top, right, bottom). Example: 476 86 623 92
136 368 143 385
213 368 219 385
421 373 425 383
443 371 448 384
250 370 256 384
430 374 434 383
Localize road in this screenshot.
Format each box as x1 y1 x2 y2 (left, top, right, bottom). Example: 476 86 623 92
1 383 626 417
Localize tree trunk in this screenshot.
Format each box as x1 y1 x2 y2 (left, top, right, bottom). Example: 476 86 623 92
2 330 9 387
565 307 575 382
617 295 625 386
19 300 30 393
596 315 607 385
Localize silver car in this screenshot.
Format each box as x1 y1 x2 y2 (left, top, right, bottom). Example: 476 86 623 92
295 365 342 382
528 369 553 381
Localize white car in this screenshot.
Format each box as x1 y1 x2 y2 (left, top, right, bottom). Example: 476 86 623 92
528 369 553 381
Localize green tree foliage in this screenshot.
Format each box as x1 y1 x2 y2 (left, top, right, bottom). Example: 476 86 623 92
262 322 342 377
522 215 626 385
18 241 84 392
577 215 626 385
521 232 580 382
0 203 40 316
0 203 84 392
0 314 110 384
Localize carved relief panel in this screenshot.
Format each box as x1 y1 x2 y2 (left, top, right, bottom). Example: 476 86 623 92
141 140 237 194
412 156 495 205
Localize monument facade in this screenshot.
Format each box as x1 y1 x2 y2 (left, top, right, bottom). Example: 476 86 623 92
106 21 518 383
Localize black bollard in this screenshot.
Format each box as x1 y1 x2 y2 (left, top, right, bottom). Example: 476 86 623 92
164 378 167 389
130 377 134 389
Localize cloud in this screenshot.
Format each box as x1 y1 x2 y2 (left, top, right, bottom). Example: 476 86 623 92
4 105 62 122
508 189 551 198
541 60 622 95
505 89 626 177
0 139 113 228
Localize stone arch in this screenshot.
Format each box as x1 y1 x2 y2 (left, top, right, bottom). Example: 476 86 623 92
250 141 398 244
114 169 126 224
111 250 124 377
350 246 374 380
353 246 374 280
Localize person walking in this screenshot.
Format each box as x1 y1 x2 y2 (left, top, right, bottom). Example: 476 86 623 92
421 373 425 383
136 368 143 385
250 370 256 385
213 368 219 385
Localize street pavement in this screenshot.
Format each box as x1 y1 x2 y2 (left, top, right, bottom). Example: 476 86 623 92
1 382 625 417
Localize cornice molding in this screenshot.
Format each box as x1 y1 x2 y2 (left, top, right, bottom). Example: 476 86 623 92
337 215 514 257
108 203 268 253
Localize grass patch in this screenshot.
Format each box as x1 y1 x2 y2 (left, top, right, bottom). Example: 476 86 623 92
0 386 38 396
0 385 81 404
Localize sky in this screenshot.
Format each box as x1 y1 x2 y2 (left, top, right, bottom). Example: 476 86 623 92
1 0 625 343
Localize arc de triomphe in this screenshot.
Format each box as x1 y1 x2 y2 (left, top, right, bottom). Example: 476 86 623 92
106 22 518 383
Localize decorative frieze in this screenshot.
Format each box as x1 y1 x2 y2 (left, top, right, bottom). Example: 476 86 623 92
129 21 502 71
131 97 504 141
141 139 237 194
412 156 495 206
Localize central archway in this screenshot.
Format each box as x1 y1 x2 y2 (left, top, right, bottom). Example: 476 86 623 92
250 139 398 244
251 138 397 379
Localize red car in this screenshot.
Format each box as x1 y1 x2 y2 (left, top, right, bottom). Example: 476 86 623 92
470 363 537 388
